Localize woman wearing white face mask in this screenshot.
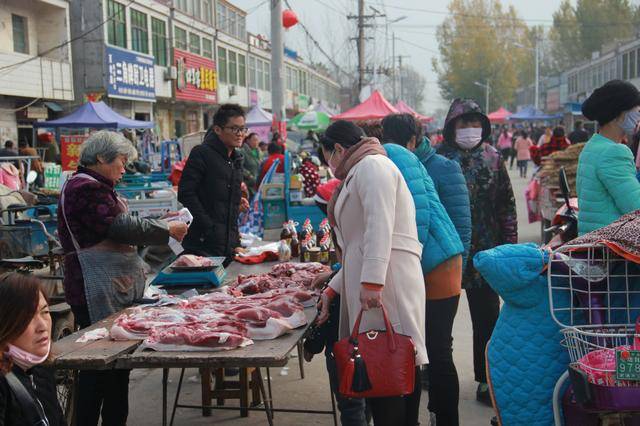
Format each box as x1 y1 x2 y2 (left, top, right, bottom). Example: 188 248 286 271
577 79 640 236
0 273 65 425
437 98 518 406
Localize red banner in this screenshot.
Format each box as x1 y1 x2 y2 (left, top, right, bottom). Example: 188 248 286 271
60 135 88 171
174 49 217 103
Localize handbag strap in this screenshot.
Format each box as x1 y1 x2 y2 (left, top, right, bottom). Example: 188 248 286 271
5 372 49 426
350 304 398 352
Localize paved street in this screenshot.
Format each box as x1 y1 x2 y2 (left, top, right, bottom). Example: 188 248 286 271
127 166 540 426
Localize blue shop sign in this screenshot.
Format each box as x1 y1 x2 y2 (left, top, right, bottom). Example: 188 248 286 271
106 46 156 102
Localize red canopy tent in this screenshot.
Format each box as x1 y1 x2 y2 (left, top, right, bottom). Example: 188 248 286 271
332 90 399 121
488 107 512 124
395 100 434 123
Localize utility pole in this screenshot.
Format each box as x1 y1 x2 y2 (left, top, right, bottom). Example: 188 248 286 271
357 0 365 93
270 0 285 141
534 35 540 111
397 54 409 102
392 32 396 101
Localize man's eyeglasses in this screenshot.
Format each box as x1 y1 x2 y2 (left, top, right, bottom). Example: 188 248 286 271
223 126 249 135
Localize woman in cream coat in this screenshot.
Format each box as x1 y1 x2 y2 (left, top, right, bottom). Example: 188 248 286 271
317 120 427 426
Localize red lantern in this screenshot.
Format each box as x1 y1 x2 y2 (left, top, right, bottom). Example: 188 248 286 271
282 9 298 29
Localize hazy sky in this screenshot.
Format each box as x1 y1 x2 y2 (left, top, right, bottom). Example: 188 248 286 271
229 0 576 113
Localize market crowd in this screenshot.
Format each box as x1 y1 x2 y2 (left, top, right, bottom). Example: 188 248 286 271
2 78 640 426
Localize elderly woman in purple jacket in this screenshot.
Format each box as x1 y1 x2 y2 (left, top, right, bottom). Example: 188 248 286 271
58 130 187 425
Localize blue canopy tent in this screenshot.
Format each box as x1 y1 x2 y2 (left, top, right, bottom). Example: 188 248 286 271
33 101 154 129
508 106 562 121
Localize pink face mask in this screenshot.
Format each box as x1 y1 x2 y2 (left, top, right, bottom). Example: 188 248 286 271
7 343 50 370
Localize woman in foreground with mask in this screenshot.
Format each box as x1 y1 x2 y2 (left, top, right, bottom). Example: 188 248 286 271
437 98 517 406
0 273 66 425
576 79 640 236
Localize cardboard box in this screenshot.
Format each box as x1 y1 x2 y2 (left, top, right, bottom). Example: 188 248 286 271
263 199 287 229
261 183 285 200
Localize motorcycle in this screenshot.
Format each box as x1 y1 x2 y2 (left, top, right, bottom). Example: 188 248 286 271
545 167 578 249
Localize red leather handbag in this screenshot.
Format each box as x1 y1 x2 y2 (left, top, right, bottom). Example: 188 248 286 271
332 305 416 399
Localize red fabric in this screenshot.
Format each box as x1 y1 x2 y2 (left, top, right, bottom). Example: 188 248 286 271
362 283 383 291
169 159 187 186
258 154 285 184
531 136 570 166
332 90 399 121
234 251 279 265
487 107 512 123
316 179 341 203
394 101 433 123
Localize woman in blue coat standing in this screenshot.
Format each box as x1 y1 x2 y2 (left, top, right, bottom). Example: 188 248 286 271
382 113 471 426
577 79 640 235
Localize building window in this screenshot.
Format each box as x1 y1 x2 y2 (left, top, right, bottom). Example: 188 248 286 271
175 27 187 50
202 38 213 59
189 33 201 55
193 0 201 20
265 62 270 90
107 0 127 48
238 54 246 87
11 14 28 54
216 2 246 40
131 10 149 54
249 56 257 87
187 111 199 134
218 46 228 84
623 53 629 80
228 51 238 85
152 18 167 66
202 0 212 24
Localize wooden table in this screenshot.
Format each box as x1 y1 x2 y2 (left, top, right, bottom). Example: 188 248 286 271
50 260 336 426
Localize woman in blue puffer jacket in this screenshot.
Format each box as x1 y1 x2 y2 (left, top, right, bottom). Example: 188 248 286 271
381 114 470 426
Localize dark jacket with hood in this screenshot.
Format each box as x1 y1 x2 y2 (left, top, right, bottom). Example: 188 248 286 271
0 365 66 425
437 98 518 289
178 129 243 258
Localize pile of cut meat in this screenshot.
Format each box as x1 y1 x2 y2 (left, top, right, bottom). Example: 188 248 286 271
110 262 329 352
229 262 330 296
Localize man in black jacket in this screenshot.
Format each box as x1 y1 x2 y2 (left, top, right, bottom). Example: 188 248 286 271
178 104 248 263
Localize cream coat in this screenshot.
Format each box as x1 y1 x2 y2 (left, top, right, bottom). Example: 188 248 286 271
328 154 428 365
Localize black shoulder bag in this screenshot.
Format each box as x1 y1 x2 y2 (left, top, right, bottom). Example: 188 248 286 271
4 372 49 426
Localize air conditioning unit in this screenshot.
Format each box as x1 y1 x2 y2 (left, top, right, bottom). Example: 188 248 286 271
228 85 237 96
164 66 178 81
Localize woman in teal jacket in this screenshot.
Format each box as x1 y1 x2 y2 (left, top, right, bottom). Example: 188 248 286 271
381 113 468 426
577 80 640 235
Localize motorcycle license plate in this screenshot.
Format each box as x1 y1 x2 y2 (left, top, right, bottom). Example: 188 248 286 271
616 349 640 381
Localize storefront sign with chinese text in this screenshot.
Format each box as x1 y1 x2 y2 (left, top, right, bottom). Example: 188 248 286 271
174 49 217 103
60 134 89 171
106 46 156 102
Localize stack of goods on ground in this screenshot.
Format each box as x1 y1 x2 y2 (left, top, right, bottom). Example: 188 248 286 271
538 143 586 195
110 262 329 351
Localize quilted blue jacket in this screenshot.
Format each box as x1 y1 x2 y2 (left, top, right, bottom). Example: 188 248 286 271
474 244 569 426
415 138 471 268
384 144 463 273
577 133 640 235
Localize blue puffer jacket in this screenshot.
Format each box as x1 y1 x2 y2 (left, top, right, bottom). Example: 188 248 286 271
384 144 463 273
474 244 569 426
415 138 472 268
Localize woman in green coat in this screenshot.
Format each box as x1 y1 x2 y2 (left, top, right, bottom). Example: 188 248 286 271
577 79 640 235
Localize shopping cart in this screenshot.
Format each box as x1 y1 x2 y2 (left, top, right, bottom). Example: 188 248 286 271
548 242 640 425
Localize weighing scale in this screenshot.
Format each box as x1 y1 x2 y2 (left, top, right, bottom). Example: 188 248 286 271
151 256 227 288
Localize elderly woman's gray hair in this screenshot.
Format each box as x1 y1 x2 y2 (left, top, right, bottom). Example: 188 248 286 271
79 131 138 166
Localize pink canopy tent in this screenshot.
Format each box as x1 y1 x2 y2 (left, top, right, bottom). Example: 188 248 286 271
395 100 434 123
332 90 398 121
488 107 512 124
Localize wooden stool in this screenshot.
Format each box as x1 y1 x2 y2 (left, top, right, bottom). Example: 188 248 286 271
199 367 262 417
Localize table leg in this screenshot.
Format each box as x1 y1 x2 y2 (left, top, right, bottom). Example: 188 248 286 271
199 368 212 417
162 368 169 426
297 341 305 379
330 384 338 426
169 368 185 426
255 368 274 426
239 368 249 417
266 367 274 416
